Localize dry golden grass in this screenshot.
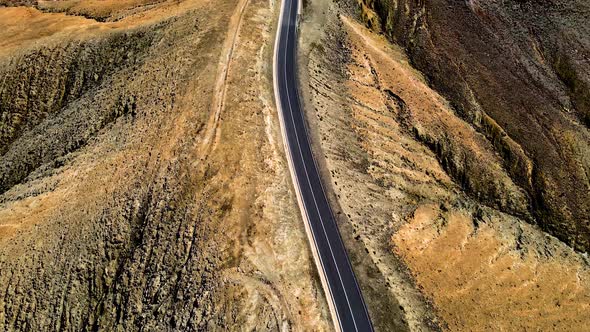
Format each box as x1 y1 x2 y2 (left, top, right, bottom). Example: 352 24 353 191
0 7 101 55
394 204 590 331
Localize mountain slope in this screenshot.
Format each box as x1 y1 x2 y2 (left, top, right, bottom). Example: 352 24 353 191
0 1 331 330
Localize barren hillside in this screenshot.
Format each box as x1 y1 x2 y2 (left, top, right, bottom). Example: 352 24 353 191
358 0 590 252
0 0 331 330
300 0 590 330
2 0 589 330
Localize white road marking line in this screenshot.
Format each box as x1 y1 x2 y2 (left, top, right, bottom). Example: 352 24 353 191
281 1 359 329
291 29 374 328
272 0 344 330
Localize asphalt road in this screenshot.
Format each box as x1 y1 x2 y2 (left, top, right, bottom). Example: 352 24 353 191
273 0 374 330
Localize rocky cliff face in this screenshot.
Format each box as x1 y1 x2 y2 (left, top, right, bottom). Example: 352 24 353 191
357 0 590 252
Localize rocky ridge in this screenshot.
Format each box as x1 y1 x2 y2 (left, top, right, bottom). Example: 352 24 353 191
357 0 590 252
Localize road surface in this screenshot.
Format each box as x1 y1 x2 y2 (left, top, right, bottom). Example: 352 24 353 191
272 0 374 331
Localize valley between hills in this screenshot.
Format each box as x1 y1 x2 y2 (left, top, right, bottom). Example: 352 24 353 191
1 0 589 331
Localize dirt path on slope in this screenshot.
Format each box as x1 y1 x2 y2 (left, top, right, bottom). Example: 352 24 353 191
198 0 250 159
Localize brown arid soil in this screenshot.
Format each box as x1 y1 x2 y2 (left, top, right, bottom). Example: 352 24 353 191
299 0 590 330
357 0 590 253
36 0 167 21
0 0 332 330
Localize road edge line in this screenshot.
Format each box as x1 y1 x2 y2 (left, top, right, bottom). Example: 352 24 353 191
272 1 342 331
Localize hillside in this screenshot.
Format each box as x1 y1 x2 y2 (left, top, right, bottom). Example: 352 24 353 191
2 0 589 330
299 0 590 330
0 0 331 330
357 0 590 252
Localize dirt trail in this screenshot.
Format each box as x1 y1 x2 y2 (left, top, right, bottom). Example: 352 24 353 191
198 0 250 159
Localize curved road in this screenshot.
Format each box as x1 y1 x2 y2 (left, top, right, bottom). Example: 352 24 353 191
272 0 374 331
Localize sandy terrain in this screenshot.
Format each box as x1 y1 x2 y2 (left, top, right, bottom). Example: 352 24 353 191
37 0 166 21
395 204 590 331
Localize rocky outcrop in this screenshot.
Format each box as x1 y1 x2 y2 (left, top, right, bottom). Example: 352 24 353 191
0 0 37 6
357 0 590 252
0 28 157 189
